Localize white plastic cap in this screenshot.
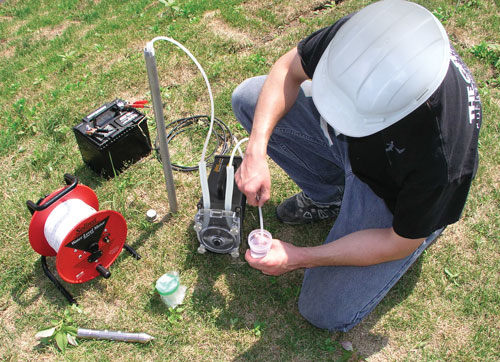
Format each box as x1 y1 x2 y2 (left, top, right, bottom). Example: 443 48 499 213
312 0 450 137
146 209 157 222
144 41 155 55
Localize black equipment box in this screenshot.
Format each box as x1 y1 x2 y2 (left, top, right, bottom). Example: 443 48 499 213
197 155 246 213
73 99 152 177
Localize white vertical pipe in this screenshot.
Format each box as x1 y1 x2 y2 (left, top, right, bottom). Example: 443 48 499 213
144 46 178 213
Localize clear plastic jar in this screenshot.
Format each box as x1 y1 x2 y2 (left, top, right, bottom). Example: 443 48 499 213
248 229 272 258
155 271 186 308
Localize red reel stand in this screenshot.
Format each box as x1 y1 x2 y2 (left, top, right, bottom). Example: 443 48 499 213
27 174 140 304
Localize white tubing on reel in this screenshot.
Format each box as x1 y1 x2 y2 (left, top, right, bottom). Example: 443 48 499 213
146 36 214 209
44 199 96 252
225 138 249 211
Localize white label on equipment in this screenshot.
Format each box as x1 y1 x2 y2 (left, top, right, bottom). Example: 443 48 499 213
118 112 138 125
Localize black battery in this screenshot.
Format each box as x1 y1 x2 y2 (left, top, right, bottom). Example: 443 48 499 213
73 99 152 177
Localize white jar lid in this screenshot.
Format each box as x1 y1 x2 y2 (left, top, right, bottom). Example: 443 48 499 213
146 209 157 222
156 272 179 295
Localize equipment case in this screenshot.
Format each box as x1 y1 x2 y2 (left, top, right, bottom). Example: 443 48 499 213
73 99 152 177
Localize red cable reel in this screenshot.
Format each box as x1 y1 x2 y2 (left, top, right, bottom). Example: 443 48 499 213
27 174 136 302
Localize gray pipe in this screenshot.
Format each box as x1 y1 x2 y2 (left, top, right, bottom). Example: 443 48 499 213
144 48 178 213
77 328 155 343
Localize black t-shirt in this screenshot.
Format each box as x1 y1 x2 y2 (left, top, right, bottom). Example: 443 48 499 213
297 16 482 239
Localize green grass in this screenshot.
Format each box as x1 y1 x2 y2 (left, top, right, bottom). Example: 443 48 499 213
0 0 499 361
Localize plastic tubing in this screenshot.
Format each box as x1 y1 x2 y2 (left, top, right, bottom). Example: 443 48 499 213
224 164 234 211
233 135 244 158
258 203 264 236
225 138 248 211
227 138 263 233
146 37 214 209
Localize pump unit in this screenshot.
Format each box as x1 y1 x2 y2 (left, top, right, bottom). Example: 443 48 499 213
194 155 246 257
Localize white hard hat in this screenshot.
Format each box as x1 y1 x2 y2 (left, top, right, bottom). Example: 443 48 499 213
311 0 450 137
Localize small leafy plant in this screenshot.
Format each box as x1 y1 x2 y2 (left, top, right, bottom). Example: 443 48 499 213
159 0 180 12
320 338 338 352
469 41 500 70
444 267 461 286
57 50 77 63
251 321 265 337
229 317 239 329
166 306 185 326
432 6 450 24
35 305 82 352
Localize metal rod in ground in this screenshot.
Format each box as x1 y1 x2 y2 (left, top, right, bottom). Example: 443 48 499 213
76 328 155 343
144 47 178 213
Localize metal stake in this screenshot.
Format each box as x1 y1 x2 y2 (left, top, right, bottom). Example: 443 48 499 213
77 328 155 343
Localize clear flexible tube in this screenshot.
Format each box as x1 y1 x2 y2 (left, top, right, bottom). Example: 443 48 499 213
258 204 264 236
233 135 244 158
224 165 234 211
225 138 249 211
228 137 248 167
228 138 264 234
199 161 211 209
146 37 214 209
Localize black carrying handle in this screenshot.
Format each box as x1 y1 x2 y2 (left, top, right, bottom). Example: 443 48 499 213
26 174 78 215
96 264 111 279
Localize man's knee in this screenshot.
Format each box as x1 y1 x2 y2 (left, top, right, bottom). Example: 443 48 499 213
298 289 361 332
231 76 266 131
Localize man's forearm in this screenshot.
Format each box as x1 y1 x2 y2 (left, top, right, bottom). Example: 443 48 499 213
246 47 308 156
292 228 425 268
245 228 426 276
236 47 310 206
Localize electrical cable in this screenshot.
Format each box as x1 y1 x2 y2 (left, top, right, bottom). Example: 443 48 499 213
153 115 233 172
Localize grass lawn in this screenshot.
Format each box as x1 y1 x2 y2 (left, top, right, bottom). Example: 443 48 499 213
0 0 499 360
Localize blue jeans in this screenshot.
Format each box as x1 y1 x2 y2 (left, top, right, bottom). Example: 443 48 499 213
232 75 443 332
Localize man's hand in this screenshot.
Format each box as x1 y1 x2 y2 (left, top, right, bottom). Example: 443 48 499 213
245 239 302 276
235 152 271 207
